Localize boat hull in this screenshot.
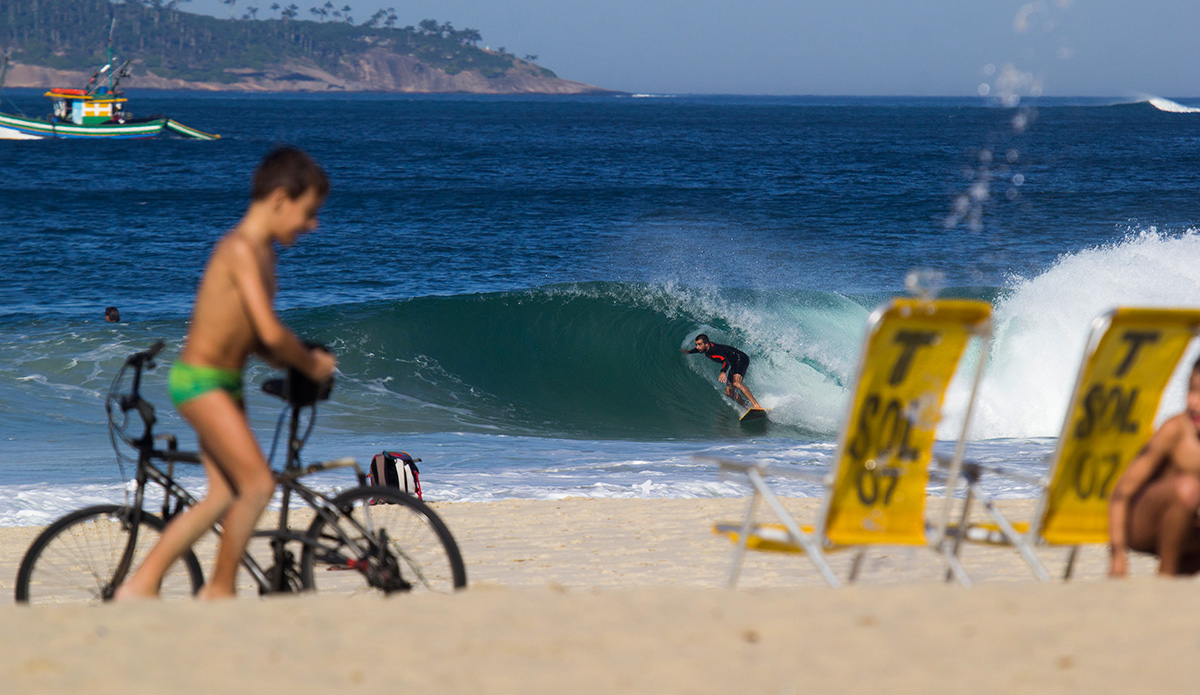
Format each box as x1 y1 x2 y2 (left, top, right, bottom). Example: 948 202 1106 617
0 112 218 140
0 123 42 140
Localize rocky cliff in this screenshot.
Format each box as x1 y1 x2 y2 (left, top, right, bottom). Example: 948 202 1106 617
3 49 608 94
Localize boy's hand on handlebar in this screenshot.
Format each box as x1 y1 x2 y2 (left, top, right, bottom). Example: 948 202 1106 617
307 346 337 383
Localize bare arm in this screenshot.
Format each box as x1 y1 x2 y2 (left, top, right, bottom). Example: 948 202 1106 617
229 239 335 382
254 344 282 368
1108 417 1179 576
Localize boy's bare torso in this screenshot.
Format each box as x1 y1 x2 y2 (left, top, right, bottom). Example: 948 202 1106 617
181 231 275 370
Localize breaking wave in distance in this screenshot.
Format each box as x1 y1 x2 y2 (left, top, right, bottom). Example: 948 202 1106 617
944 229 1200 439
1146 96 1200 114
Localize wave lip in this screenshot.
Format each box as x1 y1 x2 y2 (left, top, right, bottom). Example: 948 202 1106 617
1146 96 1200 113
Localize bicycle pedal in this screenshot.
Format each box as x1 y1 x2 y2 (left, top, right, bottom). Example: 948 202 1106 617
326 558 364 572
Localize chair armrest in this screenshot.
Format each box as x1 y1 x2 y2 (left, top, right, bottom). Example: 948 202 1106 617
933 453 1044 486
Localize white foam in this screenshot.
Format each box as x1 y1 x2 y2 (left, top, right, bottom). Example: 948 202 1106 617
0 482 131 526
1148 97 1200 114
944 229 1200 439
0 433 1051 527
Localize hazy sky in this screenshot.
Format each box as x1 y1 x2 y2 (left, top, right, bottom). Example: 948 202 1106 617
181 0 1198 96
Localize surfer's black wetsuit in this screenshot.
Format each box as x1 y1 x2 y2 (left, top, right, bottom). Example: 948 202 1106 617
686 343 749 379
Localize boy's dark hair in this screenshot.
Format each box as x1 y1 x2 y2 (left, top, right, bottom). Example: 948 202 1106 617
695 334 710 344
251 146 329 201
1193 356 1200 372
105 306 120 321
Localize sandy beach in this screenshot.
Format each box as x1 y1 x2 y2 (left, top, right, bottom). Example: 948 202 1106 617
0 496 1195 694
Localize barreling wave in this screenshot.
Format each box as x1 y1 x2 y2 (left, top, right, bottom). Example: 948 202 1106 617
7 230 1200 446
292 229 1200 443
290 282 882 440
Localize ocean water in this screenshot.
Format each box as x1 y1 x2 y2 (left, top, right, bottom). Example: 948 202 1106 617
3 90 1200 526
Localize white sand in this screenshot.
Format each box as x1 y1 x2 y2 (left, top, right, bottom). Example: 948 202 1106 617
0 497 1192 694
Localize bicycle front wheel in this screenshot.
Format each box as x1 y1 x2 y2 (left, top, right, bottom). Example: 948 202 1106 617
300 488 466 595
15 505 204 605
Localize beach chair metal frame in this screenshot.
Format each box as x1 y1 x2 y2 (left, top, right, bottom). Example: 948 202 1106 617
712 297 992 588
945 307 1200 580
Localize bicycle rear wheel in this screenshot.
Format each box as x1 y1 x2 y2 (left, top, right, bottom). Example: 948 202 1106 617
15 504 204 604
300 488 466 595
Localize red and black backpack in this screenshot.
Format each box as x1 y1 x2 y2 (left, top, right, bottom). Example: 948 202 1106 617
368 450 422 500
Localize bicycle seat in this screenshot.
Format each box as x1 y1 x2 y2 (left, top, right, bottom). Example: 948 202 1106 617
262 369 333 406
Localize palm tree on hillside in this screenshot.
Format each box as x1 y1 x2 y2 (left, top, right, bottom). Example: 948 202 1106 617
460 28 482 46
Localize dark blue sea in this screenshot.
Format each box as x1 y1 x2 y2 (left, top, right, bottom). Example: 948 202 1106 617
3 90 1200 525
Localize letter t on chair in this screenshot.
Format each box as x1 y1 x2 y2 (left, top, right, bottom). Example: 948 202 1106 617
708 297 993 587
943 307 1200 580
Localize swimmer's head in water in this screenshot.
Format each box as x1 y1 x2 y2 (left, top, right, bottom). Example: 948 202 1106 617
104 306 120 322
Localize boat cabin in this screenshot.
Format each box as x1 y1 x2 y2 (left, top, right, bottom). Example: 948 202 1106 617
44 88 128 126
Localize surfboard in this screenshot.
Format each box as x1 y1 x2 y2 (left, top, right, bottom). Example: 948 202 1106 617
740 408 768 424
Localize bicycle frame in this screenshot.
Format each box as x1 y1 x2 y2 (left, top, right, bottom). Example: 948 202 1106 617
18 340 464 604
107 343 384 596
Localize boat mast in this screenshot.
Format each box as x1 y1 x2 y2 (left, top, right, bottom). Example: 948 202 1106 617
105 18 116 95
0 52 10 98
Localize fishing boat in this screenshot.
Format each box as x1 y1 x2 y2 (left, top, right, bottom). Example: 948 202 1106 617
0 29 219 141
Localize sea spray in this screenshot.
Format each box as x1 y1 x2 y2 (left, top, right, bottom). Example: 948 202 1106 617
942 229 1200 440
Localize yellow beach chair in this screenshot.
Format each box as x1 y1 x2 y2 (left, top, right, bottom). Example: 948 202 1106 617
710 297 993 587
946 307 1200 580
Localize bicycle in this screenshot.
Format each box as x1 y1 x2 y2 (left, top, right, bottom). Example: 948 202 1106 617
15 341 467 604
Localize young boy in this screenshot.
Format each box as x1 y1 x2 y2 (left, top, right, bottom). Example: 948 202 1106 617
116 147 336 600
1109 358 1200 576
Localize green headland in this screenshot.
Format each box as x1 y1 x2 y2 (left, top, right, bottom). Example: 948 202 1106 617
0 0 608 93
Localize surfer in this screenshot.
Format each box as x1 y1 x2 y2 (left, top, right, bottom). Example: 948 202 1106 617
1109 357 1200 577
681 334 763 410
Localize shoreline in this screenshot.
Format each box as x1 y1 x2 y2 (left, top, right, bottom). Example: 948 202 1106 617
0 496 1156 589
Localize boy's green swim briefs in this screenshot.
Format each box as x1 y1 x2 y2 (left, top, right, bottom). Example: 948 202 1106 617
168 361 244 408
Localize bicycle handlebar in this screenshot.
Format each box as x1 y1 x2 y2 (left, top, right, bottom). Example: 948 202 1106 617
116 341 163 417
107 341 165 463
127 340 165 368
261 348 335 406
